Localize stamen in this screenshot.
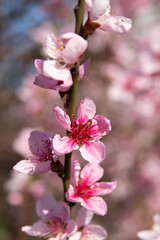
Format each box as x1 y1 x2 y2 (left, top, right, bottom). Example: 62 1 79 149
67 117 97 146
60 45 64 50
30 139 53 162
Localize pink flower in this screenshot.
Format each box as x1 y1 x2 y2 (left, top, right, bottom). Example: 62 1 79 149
22 195 76 239
69 207 107 240
52 97 111 163
34 32 88 92
137 214 160 240
34 58 90 92
65 160 117 215
13 130 58 175
85 0 132 34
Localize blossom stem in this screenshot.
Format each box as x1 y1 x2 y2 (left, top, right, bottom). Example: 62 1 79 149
74 0 85 35
63 0 85 203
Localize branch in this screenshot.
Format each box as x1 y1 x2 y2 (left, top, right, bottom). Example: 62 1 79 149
63 0 85 203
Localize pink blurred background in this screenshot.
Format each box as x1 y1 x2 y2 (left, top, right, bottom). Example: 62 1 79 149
1 0 160 239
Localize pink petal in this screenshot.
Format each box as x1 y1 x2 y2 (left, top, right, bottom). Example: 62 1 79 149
22 221 49 237
34 74 59 89
29 130 52 158
53 201 70 222
100 15 132 34
28 161 51 175
69 232 82 240
91 181 117 196
58 76 73 92
81 196 107 215
62 34 88 64
93 114 111 139
34 74 73 92
85 0 92 11
78 59 90 82
60 32 78 40
137 230 159 240
90 0 110 21
52 135 78 155
76 208 94 229
65 185 82 204
80 163 104 185
77 98 96 123
153 214 160 225
13 160 51 175
70 160 81 185
44 32 62 59
66 219 77 234
82 224 107 240
35 59 43 74
36 195 57 220
53 105 71 131
79 141 106 163
36 195 70 222
42 60 71 81
12 128 33 157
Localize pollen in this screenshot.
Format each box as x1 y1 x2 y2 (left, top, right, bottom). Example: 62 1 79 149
60 45 64 50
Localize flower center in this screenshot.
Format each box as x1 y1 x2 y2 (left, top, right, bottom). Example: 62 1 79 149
75 179 93 199
51 38 65 62
46 218 66 238
30 139 53 162
67 119 93 146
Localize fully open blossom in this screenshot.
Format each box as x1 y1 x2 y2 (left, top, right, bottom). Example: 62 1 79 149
69 207 107 240
22 195 76 239
34 32 88 92
137 214 160 240
85 0 132 34
52 97 111 163
65 160 117 215
13 130 58 175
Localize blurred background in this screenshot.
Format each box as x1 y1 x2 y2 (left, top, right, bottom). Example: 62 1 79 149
1 0 160 239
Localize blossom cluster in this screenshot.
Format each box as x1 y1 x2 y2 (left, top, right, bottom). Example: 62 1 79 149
12 1 132 239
